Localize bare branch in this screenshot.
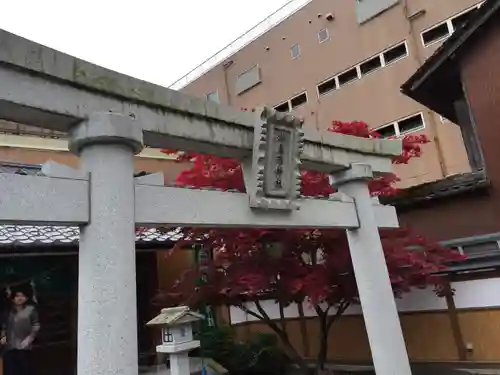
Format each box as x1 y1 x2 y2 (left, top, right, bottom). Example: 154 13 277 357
326 300 350 332
254 300 274 322
237 304 265 321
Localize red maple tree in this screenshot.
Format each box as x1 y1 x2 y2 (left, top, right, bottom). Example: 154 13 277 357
158 116 464 373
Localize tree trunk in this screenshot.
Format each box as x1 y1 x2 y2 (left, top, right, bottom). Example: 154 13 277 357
316 313 329 372
269 320 311 375
240 303 311 375
315 302 350 373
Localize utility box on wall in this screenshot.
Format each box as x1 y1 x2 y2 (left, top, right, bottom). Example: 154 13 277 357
356 0 399 24
235 65 261 95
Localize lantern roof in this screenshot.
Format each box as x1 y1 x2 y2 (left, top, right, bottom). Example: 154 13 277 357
146 306 204 327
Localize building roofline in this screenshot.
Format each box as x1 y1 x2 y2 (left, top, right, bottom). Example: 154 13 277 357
168 0 313 90
382 170 490 210
401 0 500 100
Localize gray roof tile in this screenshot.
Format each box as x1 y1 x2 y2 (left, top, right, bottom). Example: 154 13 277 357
0 162 182 248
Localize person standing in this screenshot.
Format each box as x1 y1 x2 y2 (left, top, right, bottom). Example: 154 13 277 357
0 287 40 375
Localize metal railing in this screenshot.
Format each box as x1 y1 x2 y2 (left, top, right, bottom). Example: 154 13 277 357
169 0 313 90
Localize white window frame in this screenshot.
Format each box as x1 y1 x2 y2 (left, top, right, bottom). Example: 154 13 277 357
421 2 485 48
164 328 173 343
316 76 339 97
291 44 301 59
316 40 408 97
374 112 425 138
318 28 330 43
336 66 360 87
273 91 308 113
274 100 290 112
290 91 308 110
381 40 409 66
359 55 384 77
420 21 452 48
454 240 500 257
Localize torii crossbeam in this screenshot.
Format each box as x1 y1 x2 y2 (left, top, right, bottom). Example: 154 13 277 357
0 29 412 375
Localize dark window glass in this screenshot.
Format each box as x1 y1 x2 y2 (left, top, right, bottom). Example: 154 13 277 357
274 102 290 113
398 114 424 134
422 23 450 45
451 9 475 30
290 93 307 109
375 124 396 138
337 68 358 86
318 78 337 95
383 43 408 64
360 56 382 75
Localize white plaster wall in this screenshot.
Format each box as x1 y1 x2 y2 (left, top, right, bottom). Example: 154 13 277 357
229 278 500 324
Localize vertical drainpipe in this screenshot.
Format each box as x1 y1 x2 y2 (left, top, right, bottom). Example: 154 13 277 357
401 0 448 178
222 60 234 106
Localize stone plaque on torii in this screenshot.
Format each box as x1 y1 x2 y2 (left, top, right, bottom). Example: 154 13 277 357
0 29 412 375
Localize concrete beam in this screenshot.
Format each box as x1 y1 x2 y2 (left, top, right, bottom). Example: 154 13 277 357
0 29 401 174
0 174 89 225
0 172 398 228
135 184 399 228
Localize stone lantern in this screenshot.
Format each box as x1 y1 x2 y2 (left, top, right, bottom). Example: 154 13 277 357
147 306 204 375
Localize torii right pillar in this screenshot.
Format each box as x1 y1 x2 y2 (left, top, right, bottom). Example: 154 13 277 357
332 164 412 375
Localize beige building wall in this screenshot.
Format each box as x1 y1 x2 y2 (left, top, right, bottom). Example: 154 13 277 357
0 131 189 182
182 0 483 188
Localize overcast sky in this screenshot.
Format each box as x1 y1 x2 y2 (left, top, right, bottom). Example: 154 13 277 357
1 0 291 88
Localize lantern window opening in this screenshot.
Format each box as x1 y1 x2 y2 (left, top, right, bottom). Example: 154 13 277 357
164 328 173 342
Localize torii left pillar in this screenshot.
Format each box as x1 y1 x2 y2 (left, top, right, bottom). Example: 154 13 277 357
69 112 144 375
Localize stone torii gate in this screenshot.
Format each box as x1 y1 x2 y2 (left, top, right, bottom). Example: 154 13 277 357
0 30 411 375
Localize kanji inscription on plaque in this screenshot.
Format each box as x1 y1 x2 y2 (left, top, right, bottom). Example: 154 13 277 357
247 107 304 210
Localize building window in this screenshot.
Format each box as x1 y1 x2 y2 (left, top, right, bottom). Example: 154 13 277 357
421 2 484 47
274 101 290 113
317 77 338 96
206 91 220 104
459 242 500 258
290 92 307 109
291 44 300 59
337 67 359 87
374 113 425 138
360 56 382 76
451 11 475 30
318 28 330 43
382 42 408 65
274 91 308 113
316 40 408 97
421 22 451 46
375 124 397 138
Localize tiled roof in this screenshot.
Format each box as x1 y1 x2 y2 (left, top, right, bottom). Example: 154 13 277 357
0 225 184 248
0 162 45 176
146 306 203 326
0 162 183 248
382 170 490 210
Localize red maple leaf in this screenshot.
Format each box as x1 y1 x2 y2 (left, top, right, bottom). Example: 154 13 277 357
156 112 464 373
